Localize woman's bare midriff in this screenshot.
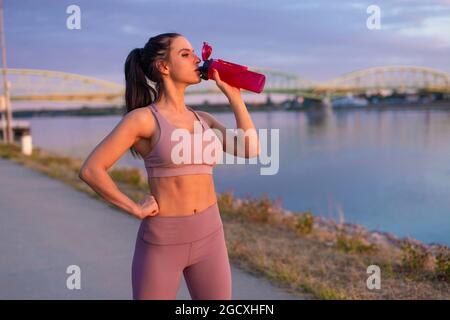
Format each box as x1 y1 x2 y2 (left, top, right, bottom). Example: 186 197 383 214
148 174 217 217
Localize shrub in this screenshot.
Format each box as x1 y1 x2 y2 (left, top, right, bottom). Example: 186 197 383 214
0 143 20 158
400 242 429 273
434 250 450 282
217 190 235 214
294 212 314 235
238 193 274 223
335 232 377 254
109 167 142 186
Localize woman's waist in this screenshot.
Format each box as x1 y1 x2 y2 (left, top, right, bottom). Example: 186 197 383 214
139 201 223 245
149 175 217 216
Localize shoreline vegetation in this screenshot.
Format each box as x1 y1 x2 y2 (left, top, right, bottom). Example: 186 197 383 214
1 143 449 299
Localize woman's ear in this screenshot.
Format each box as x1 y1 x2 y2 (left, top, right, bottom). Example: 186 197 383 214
156 59 169 76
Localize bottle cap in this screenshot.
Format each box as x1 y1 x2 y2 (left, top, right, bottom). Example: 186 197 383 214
202 41 212 61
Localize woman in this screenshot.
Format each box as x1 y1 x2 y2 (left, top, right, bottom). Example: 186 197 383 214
79 33 260 300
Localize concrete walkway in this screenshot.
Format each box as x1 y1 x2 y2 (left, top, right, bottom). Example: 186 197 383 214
0 158 301 300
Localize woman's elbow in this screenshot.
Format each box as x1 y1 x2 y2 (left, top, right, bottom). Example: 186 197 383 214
79 164 98 182
78 165 90 181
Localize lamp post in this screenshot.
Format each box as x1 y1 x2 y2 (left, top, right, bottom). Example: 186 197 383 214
0 0 12 144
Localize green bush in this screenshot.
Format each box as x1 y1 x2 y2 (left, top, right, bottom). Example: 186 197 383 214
401 242 429 273
294 212 314 235
110 167 142 186
217 190 235 214
239 193 273 223
336 232 377 254
434 251 450 282
0 143 20 158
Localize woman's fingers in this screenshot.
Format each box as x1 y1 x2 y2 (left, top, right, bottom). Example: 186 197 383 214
140 194 159 218
212 68 223 85
212 68 228 92
211 68 240 98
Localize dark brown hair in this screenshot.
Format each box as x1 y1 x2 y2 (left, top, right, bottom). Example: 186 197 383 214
123 32 181 158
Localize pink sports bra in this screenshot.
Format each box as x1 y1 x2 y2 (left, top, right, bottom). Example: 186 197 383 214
143 103 222 178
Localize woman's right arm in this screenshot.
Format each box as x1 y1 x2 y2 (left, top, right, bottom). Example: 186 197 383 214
78 107 156 219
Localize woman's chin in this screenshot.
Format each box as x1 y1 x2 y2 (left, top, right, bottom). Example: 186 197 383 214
187 77 202 85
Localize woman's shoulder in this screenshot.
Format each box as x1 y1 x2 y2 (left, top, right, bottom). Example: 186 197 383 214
196 110 216 128
124 105 157 139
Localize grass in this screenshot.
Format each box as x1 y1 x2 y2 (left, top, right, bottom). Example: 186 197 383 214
294 212 314 235
400 242 431 275
435 251 450 282
110 167 146 187
335 231 378 254
1 142 449 299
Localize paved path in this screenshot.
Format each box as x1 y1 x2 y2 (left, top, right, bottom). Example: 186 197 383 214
0 158 301 300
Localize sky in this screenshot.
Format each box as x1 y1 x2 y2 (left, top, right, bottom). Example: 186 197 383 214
3 0 450 108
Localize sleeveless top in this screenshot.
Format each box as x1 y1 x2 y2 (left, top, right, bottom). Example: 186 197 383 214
143 103 223 178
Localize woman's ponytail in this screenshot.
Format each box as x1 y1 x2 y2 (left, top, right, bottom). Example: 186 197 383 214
123 32 181 158
124 48 156 111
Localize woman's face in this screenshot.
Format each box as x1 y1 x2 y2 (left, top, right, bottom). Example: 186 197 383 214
163 36 202 86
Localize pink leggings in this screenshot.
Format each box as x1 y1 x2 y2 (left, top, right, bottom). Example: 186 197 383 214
131 201 232 300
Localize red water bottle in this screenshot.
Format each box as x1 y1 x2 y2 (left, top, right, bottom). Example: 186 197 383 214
198 42 266 94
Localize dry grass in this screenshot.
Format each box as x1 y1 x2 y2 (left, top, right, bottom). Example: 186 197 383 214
1 143 449 299
216 191 449 299
221 212 449 299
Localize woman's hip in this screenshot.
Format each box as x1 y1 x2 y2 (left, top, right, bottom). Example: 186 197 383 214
138 201 223 245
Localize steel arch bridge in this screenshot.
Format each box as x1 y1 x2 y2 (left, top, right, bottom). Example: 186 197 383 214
317 66 450 95
2 66 450 103
2 68 124 102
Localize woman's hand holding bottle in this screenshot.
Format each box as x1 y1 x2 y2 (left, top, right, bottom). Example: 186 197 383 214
211 68 241 100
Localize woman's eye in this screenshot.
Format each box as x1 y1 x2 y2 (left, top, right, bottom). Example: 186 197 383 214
182 54 189 57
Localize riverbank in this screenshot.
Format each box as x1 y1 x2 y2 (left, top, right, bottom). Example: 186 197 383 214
10 102 280 118
11 100 450 118
0 143 448 299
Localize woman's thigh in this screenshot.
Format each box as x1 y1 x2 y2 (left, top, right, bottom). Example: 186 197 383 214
132 236 190 300
183 227 232 300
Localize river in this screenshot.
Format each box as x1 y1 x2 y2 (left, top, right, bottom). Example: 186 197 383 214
23 106 450 245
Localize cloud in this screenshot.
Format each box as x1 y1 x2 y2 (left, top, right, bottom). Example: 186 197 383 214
395 15 450 48
120 24 143 35
4 0 450 84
